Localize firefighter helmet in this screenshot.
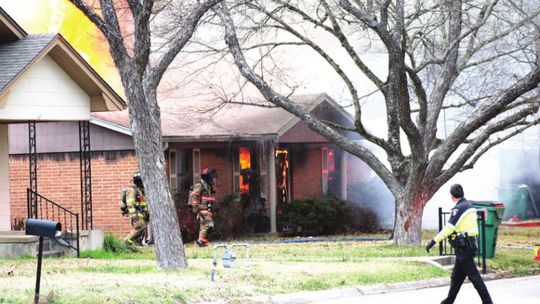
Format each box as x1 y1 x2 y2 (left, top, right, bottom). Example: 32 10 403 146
201 168 218 184
133 171 143 188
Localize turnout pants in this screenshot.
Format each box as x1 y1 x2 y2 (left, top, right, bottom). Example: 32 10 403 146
197 213 213 242
442 246 493 304
125 216 147 245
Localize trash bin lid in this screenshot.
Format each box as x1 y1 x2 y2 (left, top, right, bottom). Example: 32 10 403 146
471 200 498 207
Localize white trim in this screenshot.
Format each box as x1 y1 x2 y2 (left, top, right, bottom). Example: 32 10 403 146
90 117 132 136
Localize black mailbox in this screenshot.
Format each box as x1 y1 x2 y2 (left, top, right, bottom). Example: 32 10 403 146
26 219 62 238
26 218 70 303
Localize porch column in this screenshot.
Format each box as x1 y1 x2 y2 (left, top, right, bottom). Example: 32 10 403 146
268 142 277 233
340 151 348 200
0 124 10 230
79 121 93 230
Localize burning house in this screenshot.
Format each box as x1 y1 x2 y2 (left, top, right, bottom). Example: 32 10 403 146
93 93 372 234
7 93 374 238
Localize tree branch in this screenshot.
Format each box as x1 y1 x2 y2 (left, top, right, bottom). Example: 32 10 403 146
461 118 540 171
68 0 129 64
149 0 222 88
217 0 400 194
434 103 540 187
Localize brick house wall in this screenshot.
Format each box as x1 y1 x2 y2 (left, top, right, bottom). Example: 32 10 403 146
199 148 234 199
290 144 323 200
9 150 138 237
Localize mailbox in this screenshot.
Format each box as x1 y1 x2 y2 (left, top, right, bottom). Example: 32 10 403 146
25 218 69 247
26 218 70 304
26 218 61 238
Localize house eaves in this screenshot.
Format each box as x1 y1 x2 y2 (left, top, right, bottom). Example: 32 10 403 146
0 34 125 112
90 117 132 136
0 6 27 41
164 133 278 143
276 93 355 136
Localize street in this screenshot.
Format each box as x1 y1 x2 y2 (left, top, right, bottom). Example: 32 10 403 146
310 275 540 304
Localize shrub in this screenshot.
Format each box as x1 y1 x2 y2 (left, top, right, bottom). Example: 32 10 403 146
279 197 380 236
103 233 138 253
173 191 199 243
210 192 247 239
280 197 350 236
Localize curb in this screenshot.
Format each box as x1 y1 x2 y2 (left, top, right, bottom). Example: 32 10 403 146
195 273 498 304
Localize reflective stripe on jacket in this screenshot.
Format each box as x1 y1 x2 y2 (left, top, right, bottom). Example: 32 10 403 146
189 180 215 211
434 198 478 243
124 186 147 218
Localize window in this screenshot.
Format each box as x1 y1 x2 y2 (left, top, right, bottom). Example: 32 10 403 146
322 147 337 196
234 147 251 194
169 150 177 192
192 149 200 183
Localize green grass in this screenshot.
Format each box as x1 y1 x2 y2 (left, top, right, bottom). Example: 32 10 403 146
1 230 538 303
488 247 540 277
81 248 154 260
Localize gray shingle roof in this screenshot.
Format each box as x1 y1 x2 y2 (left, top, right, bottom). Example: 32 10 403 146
93 93 355 140
0 34 56 93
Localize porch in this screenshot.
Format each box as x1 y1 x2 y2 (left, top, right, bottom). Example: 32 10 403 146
0 7 125 256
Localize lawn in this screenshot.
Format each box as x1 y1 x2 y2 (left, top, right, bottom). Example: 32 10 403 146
0 228 538 304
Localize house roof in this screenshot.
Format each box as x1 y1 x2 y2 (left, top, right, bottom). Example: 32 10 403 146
0 6 125 114
93 93 356 142
0 6 27 41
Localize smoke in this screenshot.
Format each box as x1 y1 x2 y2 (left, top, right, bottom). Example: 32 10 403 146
346 176 395 229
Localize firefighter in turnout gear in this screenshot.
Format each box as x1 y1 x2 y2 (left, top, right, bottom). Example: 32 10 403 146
120 172 149 245
426 184 493 304
189 168 218 247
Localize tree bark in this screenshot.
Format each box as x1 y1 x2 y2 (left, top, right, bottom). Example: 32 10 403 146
392 189 429 245
124 76 188 269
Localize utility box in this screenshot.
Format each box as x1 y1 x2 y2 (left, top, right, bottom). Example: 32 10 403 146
471 201 505 258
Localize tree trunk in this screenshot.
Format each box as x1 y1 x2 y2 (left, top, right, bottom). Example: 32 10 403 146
392 191 428 245
126 78 188 269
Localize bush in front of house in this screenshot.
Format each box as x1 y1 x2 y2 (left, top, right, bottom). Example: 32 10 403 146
210 192 247 239
174 191 249 242
103 233 139 253
280 197 347 236
280 197 380 236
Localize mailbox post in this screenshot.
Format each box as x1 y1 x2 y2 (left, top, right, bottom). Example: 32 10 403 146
26 219 69 304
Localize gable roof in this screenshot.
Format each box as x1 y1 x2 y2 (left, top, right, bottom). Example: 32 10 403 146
0 33 125 112
0 6 125 113
0 6 26 42
0 34 54 92
93 93 357 142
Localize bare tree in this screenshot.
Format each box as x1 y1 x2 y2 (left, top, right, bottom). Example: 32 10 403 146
215 0 540 244
68 0 221 268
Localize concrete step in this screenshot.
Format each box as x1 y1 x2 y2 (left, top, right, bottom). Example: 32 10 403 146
43 250 65 258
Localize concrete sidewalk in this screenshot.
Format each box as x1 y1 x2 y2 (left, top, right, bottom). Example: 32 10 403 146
198 273 506 304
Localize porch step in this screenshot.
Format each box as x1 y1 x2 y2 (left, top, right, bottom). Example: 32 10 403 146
43 250 64 258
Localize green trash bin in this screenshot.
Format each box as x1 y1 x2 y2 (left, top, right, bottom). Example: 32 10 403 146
471 201 505 258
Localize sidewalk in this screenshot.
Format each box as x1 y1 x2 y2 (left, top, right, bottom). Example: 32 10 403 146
198 273 499 304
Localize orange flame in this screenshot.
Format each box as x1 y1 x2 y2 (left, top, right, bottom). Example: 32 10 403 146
0 0 123 95
239 147 251 194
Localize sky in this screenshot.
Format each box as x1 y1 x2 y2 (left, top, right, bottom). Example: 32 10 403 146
0 0 122 93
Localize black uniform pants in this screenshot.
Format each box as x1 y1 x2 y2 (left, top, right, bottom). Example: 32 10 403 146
441 247 493 304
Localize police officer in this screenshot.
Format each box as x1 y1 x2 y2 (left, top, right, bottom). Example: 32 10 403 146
120 172 149 245
426 184 493 304
189 168 218 247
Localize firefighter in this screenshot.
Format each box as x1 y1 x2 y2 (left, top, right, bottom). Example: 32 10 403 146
189 168 218 247
120 171 149 245
426 184 493 304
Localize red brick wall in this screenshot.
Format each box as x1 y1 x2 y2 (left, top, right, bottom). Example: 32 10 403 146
9 151 138 237
200 148 233 199
290 145 323 200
